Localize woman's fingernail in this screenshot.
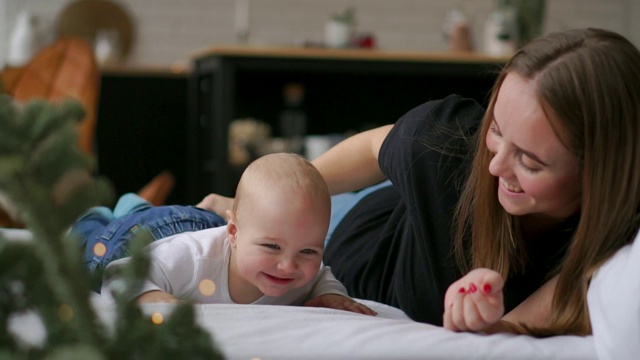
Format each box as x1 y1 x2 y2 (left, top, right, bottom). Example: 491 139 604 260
468 283 477 293
458 287 466 293
483 284 492 294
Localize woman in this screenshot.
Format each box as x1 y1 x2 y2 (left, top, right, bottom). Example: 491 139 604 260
204 28 640 336
313 28 640 336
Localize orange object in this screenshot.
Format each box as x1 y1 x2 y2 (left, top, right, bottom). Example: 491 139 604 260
0 37 100 227
3 37 100 155
137 171 175 206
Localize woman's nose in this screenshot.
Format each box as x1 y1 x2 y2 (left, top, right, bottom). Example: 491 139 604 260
488 149 511 178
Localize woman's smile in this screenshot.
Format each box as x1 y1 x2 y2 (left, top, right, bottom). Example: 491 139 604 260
499 177 523 193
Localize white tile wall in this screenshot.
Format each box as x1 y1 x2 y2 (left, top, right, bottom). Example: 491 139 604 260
1 0 638 68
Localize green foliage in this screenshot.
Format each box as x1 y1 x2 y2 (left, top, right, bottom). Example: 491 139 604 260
330 7 355 24
0 96 224 359
499 0 546 47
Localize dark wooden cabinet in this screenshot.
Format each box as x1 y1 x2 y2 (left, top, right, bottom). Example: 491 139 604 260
190 47 506 201
96 67 190 205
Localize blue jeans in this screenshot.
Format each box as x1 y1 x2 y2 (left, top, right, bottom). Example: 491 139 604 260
70 193 226 291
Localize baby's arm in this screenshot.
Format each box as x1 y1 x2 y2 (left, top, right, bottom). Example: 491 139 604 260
305 266 377 316
443 268 505 332
305 294 377 316
136 290 181 304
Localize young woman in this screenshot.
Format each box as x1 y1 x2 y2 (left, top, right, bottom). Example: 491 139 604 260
313 28 640 336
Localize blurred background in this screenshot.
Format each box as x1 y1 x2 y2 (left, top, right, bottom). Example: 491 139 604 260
1 0 638 209
1 0 638 68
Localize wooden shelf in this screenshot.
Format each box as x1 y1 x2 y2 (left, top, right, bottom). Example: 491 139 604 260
193 45 509 64
188 46 507 199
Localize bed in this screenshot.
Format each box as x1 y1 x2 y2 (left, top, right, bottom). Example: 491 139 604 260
4 227 635 360
129 300 595 360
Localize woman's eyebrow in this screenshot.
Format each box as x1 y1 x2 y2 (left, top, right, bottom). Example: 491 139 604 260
515 145 549 166
493 116 549 166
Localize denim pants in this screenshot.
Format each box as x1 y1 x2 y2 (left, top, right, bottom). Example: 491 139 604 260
70 193 226 291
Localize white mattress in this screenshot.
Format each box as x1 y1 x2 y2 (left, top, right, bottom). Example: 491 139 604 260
132 300 595 360
2 228 598 359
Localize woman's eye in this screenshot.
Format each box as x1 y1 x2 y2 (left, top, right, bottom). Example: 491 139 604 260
489 120 500 135
518 154 541 173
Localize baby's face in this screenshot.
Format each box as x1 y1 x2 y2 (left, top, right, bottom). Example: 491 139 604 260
230 191 328 298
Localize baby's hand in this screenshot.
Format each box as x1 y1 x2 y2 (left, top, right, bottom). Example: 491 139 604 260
443 268 504 332
304 294 377 316
136 290 182 304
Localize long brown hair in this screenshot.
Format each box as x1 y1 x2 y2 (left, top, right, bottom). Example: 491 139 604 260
455 28 640 335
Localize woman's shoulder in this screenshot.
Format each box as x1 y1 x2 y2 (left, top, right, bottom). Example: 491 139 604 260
398 94 485 135
381 95 485 162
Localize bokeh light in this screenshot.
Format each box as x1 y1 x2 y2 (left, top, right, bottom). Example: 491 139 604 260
151 312 164 325
58 304 73 322
93 243 107 257
198 279 216 296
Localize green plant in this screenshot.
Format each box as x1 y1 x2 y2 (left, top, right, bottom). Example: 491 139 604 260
0 96 224 359
330 7 355 24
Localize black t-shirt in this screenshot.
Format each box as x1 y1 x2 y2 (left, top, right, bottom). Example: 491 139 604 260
324 95 573 325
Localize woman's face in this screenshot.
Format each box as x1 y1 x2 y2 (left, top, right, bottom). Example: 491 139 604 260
485 72 582 222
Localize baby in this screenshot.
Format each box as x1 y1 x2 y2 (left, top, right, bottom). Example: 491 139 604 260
101 153 375 315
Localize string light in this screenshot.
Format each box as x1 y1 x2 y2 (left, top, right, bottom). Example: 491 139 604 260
198 279 216 296
58 304 73 322
93 243 107 257
151 312 164 325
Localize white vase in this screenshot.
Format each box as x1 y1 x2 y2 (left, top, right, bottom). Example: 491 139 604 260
94 29 122 66
483 4 518 57
324 20 353 48
7 11 39 67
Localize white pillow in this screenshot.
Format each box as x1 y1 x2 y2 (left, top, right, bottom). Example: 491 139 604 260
587 230 640 360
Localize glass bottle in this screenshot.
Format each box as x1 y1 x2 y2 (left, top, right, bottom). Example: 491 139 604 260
279 83 307 154
483 0 518 57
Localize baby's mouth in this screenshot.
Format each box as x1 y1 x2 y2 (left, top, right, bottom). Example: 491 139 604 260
264 273 294 285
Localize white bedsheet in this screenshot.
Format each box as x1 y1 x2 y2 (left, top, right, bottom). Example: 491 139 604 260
3 228 597 359
129 300 595 360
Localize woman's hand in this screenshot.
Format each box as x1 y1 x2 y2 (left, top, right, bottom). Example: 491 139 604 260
305 294 377 316
443 268 505 332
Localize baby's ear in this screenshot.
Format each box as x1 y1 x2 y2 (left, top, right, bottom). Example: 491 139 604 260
226 210 238 246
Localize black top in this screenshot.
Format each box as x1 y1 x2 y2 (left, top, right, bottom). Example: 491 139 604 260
324 95 573 325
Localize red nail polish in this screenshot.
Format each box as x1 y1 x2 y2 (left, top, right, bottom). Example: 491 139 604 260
458 287 466 293
483 284 492 294
468 283 477 293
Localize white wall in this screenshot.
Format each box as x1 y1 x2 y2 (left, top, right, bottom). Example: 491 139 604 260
1 0 639 68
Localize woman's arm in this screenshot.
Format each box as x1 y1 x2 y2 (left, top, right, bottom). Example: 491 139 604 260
485 275 558 334
195 124 393 218
312 125 393 195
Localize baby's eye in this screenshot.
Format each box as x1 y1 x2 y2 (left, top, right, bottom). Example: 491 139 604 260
300 249 318 255
262 244 280 250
